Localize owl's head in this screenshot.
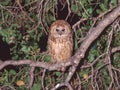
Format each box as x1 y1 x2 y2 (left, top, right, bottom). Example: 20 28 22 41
49 20 72 38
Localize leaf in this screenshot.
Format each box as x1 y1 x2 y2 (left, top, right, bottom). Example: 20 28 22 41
21 46 31 53
88 54 94 62
32 83 42 90
87 8 93 14
83 73 88 82
74 39 78 51
100 3 107 11
110 0 117 5
44 55 51 62
0 29 7 37
82 12 89 18
88 48 99 62
71 4 77 11
9 69 16 75
49 15 54 21
55 71 62 77
1 1 9 6
96 9 103 14
16 80 25 86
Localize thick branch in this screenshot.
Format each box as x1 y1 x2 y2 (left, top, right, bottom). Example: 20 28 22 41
66 5 120 82
0 59 72 71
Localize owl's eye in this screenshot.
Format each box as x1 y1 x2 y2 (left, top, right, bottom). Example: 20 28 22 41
62 29 65 32
56 29 59 32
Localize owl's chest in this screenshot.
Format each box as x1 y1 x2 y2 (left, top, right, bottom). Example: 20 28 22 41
49 37 72 51
48 37 73 62
53 42 65 53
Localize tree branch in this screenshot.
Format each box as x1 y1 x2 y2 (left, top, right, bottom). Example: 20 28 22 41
65 5 120 83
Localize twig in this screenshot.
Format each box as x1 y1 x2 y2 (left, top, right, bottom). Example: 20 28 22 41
51 82 73 90
81 46 120 69
72 18 88 31
16 0 34 22
76 73 81 90
28 66 35 89
106 25 114 90
42 69 46 90
65 0 71 21
94 63 109 89
33 0 48 35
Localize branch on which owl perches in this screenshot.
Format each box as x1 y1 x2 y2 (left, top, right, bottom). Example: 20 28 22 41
0 60 71 71
0 46 120 70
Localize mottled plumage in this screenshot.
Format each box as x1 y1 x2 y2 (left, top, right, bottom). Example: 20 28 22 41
48 20 73 63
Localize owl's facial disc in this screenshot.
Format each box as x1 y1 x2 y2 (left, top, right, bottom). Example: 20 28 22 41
50 24 71 39
56 28 65 36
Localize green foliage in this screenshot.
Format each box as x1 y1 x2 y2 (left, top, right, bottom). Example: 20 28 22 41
113 53 120 68
32 83 42 90
43 55 51 62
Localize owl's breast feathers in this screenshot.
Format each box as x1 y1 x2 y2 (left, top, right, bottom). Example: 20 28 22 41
48 36 73 63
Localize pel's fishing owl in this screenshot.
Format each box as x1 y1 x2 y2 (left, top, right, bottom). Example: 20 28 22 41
48 20 73 63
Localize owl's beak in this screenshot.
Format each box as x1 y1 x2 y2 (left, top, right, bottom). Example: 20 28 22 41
58 31 63 36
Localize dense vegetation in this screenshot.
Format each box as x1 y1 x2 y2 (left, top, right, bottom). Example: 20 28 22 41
0 0 120 90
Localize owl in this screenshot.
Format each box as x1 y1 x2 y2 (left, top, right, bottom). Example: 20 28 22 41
48 20 73 63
